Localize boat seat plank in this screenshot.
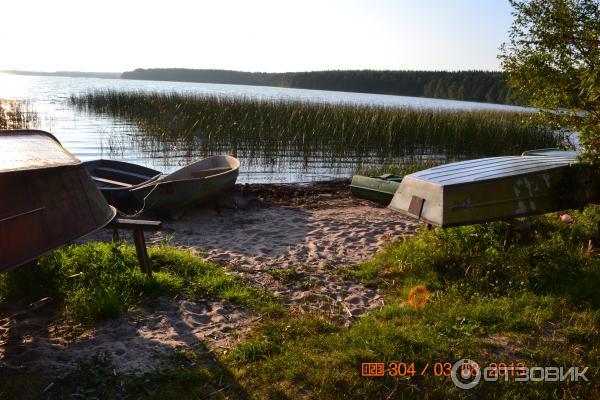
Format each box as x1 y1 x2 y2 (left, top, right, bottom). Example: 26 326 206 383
191 167 232 179
91 176 131 188
106 218 162 278
95 167 153 181
107 218 162 231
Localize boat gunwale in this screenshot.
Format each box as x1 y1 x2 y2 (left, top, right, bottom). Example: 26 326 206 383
132 156 240 191
83 159 163 191
91 173 163 191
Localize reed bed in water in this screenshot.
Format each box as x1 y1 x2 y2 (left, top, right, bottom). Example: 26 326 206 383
70 90 556 164
0 98 38 129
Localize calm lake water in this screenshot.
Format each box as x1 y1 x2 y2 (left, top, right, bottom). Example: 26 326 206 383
0 72 533 183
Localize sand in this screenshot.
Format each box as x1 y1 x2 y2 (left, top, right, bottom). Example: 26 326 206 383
0 182 419 374
1 297 254 375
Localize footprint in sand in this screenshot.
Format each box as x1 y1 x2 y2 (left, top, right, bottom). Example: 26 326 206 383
344 295 363 305
345 236 360 243
173 321 192 331
113 343 127 356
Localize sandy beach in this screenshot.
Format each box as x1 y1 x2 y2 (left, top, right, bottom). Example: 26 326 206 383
1 181 419 374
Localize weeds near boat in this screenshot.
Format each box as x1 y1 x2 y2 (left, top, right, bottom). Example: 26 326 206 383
70 90 556 170
354 159 443 177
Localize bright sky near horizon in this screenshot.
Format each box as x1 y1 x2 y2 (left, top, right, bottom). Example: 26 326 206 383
1 0 514 73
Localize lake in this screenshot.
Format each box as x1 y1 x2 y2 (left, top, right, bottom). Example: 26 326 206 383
0 72 533 183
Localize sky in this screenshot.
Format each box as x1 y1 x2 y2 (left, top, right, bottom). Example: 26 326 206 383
0 0 515 73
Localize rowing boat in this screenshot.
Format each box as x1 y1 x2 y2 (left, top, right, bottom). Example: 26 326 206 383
85 156 240 212
350 174 402 204
0 130 116 272
83 159 162 211
389 156 597 227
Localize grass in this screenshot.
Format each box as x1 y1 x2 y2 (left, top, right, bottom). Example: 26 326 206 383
69 90 557 169
221 206 600 398
1 208 598 398
0 351 250 400
224 206 600 398
266 268 302 283
0 242 282 323
0 98 38 129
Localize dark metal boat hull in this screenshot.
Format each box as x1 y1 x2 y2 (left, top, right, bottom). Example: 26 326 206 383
0 130 116 272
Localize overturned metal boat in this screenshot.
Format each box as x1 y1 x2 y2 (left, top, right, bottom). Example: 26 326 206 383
0 129 116 272
85 155 240 212
389 156 598 227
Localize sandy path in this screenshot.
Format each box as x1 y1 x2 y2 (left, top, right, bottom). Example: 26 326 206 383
101 182 418 319
0 297 255 374
156 196 416 319
1 182 419 374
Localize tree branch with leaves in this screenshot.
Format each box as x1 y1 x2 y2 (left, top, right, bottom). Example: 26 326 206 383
500 0 600 164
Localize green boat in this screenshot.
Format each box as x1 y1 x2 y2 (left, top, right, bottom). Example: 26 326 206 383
86 155 240 212
389 156 598 227
350 174 403 204
132 155 240 211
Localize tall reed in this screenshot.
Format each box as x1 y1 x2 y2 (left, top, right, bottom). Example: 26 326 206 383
0 98 38 129
70 90 556 167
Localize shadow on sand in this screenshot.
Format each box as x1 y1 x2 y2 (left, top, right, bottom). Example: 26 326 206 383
0 296 255 399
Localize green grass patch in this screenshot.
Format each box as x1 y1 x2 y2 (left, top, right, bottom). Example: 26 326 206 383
225 294 598 398
265 268 302 284
227 206 600 398
348 205 600 303
2 206 599 398
0 351 248 400
0 242 282 323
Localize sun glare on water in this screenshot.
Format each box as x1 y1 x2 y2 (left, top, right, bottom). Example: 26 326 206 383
0 72 32 99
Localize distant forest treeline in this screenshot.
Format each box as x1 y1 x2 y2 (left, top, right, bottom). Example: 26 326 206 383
121 68 523 105
2 70 121 79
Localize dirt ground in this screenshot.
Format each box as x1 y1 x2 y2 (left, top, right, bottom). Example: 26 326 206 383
0 181 420 374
